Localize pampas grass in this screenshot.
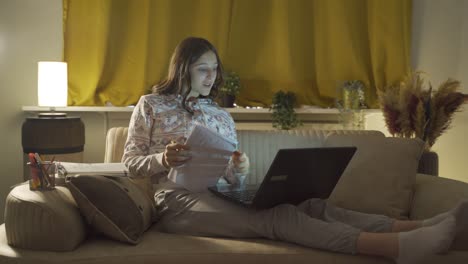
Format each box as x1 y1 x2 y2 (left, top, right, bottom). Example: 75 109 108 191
378 72 465 150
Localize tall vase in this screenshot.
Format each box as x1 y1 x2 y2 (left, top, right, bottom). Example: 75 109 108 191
417 151 439 176
221 94 236 108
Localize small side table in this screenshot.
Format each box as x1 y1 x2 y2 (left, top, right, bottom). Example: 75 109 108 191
21 113 85 181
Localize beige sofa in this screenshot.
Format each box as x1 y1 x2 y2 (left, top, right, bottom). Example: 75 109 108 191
1 127 468 264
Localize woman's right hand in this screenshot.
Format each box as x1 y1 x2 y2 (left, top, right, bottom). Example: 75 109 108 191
232 151 249 174
162 141 191 169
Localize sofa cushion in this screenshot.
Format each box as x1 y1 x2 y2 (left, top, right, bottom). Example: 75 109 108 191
66 175 155 244
4 183 87 251
0 224 395 264
325 134 424 219
3 223 468 264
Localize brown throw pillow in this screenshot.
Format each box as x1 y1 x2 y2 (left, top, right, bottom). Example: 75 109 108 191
325 133 424 219
66 175 155 244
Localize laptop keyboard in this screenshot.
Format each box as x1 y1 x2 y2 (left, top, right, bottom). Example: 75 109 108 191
222 189 257 202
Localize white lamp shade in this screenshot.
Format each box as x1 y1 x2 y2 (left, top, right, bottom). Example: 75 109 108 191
38 61 68 107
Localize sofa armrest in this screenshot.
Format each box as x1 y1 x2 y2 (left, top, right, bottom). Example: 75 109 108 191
411 174 468 250
410 173 468 220
104 127 129 163
4 184 87 251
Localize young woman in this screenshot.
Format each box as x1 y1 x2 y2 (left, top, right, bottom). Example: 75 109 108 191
123 37 465 264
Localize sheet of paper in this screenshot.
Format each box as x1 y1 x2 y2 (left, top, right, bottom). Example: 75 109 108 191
58 162 129 177
168 125 236 192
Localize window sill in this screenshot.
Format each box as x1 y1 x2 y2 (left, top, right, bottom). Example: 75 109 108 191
22 106 380 123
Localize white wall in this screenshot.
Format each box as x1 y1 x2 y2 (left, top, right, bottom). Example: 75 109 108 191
458 1 468 82
412 0 467 87
0 0 467 223
411 0 468 182
0 0 64 223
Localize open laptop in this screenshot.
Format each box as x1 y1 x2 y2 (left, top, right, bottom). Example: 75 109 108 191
208 147 356 209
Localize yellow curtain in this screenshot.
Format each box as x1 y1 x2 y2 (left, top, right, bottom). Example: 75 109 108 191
64 0 411 108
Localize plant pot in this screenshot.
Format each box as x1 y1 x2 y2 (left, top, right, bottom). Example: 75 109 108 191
417 151 438 176
221 94 236 108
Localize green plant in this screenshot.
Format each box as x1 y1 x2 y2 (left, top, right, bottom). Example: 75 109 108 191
340 80 366 110
270 90 302 130
219 71 241 96
336 80 367 130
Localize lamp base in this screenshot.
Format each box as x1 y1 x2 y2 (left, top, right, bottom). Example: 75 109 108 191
38 112 67 118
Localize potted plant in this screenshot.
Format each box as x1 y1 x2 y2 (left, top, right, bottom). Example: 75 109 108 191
218 71 241 107
336 80 367 130
378 72 465 175
341 80 366 110
270 90 302 130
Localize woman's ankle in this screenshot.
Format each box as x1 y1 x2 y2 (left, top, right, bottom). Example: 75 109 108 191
356 232 399 259
391 220 423 232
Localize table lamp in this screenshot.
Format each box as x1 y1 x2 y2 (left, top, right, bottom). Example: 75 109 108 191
37 61 68 117
22 61 84 181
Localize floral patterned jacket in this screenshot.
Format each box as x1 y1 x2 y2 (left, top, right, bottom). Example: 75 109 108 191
122 94 239 184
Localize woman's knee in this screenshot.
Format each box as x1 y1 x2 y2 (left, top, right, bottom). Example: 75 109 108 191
297 198 327 218
251 204 301 239
273 203 298 215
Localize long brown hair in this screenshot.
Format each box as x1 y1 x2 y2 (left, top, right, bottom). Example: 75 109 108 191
152 37 224 112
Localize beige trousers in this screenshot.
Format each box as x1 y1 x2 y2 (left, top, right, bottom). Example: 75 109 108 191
155 188 394 254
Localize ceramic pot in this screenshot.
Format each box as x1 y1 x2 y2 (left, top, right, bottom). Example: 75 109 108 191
417 151 438 176
221 94 236 108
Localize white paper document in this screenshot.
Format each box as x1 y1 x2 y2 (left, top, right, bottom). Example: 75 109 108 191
58 162 129 177
168 125 236 192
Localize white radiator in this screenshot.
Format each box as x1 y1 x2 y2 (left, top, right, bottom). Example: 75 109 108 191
104 127 383 184
237 129 383 184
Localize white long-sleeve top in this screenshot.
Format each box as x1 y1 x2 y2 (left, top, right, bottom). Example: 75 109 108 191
122 93 239 185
